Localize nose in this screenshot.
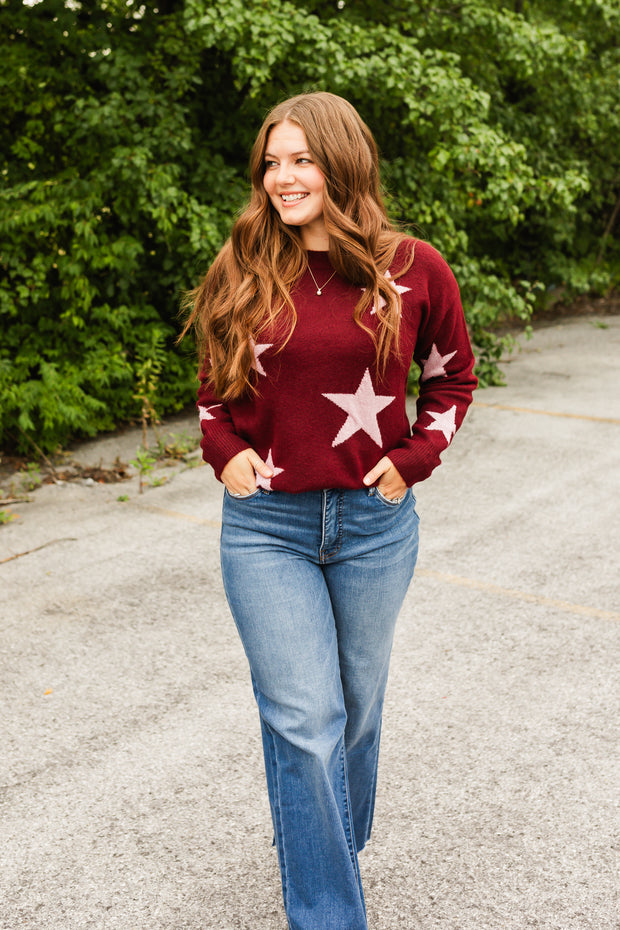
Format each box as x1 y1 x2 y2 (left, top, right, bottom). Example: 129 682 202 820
276 161 295 185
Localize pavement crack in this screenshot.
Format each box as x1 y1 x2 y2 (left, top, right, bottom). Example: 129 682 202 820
0 537 78 565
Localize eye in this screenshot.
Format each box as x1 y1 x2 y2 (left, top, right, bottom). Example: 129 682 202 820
264 160 278 170
297 157 312 165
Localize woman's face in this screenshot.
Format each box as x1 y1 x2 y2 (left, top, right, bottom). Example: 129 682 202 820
263 120 327 250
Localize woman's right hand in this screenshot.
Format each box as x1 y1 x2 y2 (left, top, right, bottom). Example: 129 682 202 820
221 448 273 496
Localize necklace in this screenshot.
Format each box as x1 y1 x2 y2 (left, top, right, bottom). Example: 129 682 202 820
307 265 337 296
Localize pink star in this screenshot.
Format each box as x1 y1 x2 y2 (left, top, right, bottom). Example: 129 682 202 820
323 368 394 447
250 339 273 377
421 344 457 381
198 404 221 422
425 405 457 443
255 449 284 490
365 271 411 315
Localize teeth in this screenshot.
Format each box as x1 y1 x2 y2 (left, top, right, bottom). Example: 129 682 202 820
282 193 307 202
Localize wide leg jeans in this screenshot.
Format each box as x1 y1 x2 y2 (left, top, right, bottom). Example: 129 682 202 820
220 486 420 930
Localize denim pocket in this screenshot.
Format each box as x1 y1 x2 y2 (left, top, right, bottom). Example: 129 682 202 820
225 487 262 500
372 487 410 507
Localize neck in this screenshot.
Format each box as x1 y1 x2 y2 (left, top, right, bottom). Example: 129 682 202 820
300 221 329 251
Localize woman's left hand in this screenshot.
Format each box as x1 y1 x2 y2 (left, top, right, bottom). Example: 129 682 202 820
363 457 407 499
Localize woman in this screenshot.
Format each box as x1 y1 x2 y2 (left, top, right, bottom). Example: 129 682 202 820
183 92 477 930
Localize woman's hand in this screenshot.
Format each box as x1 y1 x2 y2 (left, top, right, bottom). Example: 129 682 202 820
363 456 407 500
221 448 273 496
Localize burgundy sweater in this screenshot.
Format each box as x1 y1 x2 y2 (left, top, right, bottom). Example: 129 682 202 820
197 239 477 491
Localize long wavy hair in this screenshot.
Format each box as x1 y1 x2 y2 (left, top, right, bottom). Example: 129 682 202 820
181 91 415 400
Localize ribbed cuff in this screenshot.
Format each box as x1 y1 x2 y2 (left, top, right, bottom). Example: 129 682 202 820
200 433 252 482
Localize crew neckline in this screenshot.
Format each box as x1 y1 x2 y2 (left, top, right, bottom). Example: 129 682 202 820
306 249 333 263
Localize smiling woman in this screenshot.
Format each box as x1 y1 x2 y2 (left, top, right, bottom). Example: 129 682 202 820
181 91 477 930
262 121 327 250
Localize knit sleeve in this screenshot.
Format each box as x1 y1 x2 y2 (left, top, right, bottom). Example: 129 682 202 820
197 373 251 482
386 245 477 486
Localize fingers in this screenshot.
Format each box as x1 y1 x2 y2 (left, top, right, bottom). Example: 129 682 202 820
363 456 391 486
364 456 407 498
252 455 274 479
221 448 272 495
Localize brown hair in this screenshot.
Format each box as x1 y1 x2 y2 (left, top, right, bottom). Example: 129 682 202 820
181 91 414 399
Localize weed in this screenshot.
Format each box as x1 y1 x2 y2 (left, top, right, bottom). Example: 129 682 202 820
156 430 199 460
130 447 157 495
133 329 167 450
17 463 43 493
183 457 203 470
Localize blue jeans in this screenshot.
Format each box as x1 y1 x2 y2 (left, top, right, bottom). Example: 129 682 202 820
220 487 420 930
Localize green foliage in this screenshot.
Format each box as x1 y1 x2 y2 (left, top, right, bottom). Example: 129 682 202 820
129 446 157 494
20 462 43 492
156 430 200 460
1 0 618 451
133 326 168 447
0 0 239 452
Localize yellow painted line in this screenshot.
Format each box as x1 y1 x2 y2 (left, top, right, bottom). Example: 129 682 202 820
472 401 620 425
131 502 221 528
131 504 619 621
417 569 620 622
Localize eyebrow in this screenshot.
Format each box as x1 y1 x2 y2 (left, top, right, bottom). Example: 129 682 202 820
264 150 311 158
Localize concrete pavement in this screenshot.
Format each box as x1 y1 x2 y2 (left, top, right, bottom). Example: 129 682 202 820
1 314 619 929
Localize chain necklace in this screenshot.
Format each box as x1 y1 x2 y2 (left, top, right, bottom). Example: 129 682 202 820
307 265 337 296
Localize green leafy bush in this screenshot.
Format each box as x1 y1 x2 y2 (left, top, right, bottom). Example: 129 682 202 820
1 0 618 450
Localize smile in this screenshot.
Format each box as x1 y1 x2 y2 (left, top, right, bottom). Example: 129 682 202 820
281 193 309 203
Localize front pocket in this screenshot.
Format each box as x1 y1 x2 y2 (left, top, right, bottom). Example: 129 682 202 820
226 487 262 500
375 487 408 507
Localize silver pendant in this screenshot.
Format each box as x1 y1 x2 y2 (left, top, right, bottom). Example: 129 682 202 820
316 289 322 295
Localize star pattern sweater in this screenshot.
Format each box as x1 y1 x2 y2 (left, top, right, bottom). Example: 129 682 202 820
197 239 477 492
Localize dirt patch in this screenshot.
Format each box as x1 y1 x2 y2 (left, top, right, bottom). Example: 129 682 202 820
0 456 133 501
